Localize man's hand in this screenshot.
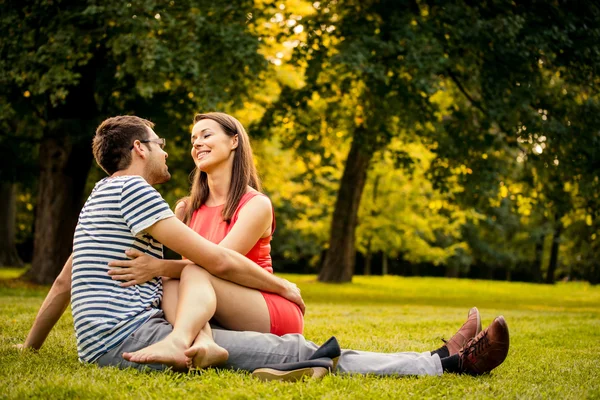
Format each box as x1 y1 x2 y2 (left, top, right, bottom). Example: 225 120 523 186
107 249 160 287
278 278 306 315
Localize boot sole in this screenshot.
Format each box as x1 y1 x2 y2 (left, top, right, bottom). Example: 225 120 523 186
252 366 330 382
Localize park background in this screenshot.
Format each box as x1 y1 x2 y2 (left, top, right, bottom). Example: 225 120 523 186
1 1 600 398
1 0 600 285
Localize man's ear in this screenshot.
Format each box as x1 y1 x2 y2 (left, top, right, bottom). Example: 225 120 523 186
231 134 239 150
132 140 147 159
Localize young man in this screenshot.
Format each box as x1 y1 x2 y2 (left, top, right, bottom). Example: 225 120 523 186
18 115 510 377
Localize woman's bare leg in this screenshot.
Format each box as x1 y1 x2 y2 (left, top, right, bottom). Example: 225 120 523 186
161 267 273 369
206 274 271 332
162 277 180 324
163 274 229 369
183 275 272 368
123 264 228 369
162 271 271 332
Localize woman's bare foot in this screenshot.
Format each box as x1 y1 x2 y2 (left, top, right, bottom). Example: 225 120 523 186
184 340 229 369
123 335 188 371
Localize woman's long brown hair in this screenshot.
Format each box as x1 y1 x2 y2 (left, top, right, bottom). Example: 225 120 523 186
179 112 261 224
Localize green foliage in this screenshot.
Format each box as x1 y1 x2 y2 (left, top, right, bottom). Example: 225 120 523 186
2 273 600 398
3 0 600 282
419 1 600 280
0 0 272 181
357 139 471 267
255 0 600 281
0 0 267 171
0 0 270 274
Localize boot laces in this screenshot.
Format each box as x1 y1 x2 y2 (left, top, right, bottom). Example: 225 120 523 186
458 331 489 371
463 331 489 359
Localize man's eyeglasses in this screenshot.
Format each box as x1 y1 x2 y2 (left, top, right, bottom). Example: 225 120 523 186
130 138 166 150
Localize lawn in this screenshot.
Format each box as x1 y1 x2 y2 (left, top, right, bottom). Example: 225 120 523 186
1 270 599 399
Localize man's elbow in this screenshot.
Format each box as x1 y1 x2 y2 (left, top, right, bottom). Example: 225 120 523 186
54 272 71 293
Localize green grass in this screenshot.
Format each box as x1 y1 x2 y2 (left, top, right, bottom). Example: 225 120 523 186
0 267 29 280
1 271 599 399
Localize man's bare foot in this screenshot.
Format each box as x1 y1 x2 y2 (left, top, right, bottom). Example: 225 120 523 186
123 336 188 371
184 341 229 369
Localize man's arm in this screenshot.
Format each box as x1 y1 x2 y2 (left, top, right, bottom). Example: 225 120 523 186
18 255 73 350
107 250 188 287
145 216 303 310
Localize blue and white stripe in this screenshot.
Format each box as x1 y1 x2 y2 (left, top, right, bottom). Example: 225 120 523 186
71 175 174 363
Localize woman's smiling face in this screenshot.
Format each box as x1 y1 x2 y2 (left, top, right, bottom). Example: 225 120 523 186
190 118 238 172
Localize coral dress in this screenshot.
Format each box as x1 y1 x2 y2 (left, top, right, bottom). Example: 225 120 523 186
188 191 304 335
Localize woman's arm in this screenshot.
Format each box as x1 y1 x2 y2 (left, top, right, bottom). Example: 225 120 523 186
17 255 73 350
108 198 304 312
144 216 304 312
218 195 272 255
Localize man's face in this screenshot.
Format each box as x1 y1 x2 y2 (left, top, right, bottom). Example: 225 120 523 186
143 127 171 185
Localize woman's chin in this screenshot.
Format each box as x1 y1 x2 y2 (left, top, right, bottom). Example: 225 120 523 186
197 162 212 173
195 157 227 174
193 158 207 169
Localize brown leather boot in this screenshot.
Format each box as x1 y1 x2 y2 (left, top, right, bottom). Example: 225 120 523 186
445 307 482 356
458 315 510 375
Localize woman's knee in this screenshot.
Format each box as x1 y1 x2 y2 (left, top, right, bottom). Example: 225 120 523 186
180 263 211 280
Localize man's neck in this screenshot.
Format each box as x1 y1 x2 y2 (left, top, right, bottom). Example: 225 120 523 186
112 165 150 184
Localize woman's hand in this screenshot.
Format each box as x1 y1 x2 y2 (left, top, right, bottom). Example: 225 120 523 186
108 249 161 287
278 279 306 315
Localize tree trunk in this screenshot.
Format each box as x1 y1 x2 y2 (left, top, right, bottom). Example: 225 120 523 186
318 133 374 283
445 264 459 278
532 237 544 283
25 133 93 284
545 218 563 284
486 265 494 280
364 251 372 276
382 254 388 275
411 263 420 276
0 182 24 267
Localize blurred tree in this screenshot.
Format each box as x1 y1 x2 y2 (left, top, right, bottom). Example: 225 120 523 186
0 182 23 267
357 139 471 277
0 104 38 267
256 0 600 283
561 211 600 284
259 0 439 282
1 0 266 283
425 0 600 283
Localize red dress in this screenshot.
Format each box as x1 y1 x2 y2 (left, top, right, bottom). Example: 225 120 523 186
188 191 304 336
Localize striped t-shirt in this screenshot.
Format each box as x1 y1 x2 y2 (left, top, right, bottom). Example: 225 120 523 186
71 175 174 363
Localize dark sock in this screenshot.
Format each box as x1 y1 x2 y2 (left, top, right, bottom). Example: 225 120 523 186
430 345 449 359
440 354 461 373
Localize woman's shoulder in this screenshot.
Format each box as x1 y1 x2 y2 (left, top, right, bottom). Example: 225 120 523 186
240 188 271 208
234 188 275 233
237 187 273 212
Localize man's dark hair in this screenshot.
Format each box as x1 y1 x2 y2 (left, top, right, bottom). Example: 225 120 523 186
93 116 155 175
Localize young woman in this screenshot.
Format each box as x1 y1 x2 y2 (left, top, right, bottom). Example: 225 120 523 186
162 112 304 336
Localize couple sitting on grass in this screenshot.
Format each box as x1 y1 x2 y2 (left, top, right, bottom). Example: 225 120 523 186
18 114 510 380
